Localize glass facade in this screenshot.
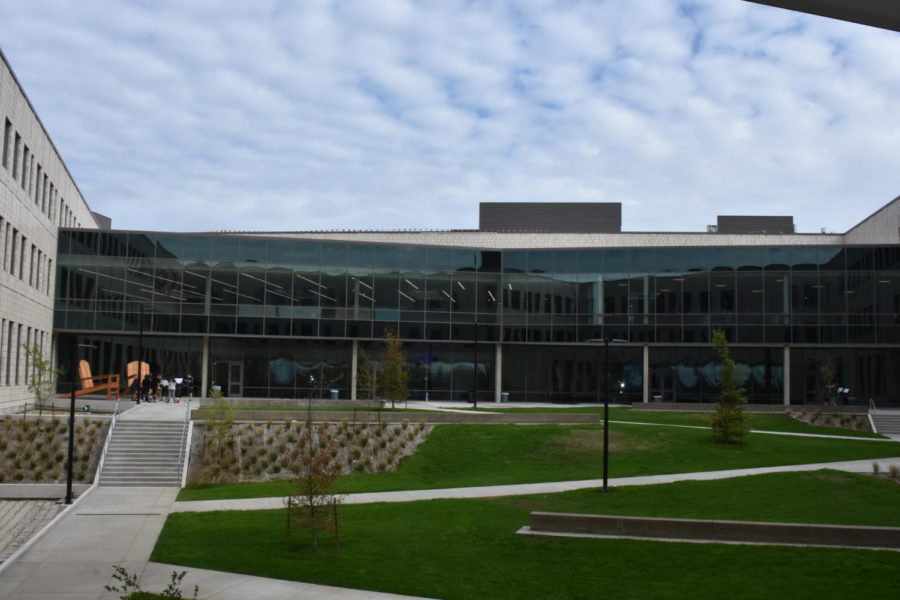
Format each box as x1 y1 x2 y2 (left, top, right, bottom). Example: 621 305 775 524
54 230 900 405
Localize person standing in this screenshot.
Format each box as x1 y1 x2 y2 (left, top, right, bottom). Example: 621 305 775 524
141 373 152 403
184 373 195 401
167 376 177 403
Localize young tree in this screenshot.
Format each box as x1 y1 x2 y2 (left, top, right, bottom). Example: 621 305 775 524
356 348 377 401
710 329 749 444
23 343 65 408
284 421 342 551
377 328 408 409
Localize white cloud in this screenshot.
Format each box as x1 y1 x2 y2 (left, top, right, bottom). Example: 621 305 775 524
0 0 897 234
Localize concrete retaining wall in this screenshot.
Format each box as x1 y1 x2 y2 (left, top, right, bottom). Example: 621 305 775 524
528 511 900 549
191 410 600 424
631 402 868 415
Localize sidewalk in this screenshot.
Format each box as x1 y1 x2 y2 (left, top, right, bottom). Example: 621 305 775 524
170 455 900 513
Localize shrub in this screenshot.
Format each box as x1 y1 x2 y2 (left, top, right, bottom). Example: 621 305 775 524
401 418 409 430
890 464 900 481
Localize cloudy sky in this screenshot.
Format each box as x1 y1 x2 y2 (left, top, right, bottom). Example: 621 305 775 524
1 0 898 234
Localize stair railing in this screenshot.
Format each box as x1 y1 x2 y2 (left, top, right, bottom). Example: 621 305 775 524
93 393 123 485
179 396 191 467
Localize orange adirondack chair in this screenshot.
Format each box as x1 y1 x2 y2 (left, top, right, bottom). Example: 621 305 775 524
125 361 151 388
68 360 120 399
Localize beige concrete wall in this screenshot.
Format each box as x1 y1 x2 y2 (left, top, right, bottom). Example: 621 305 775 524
0 51 97 412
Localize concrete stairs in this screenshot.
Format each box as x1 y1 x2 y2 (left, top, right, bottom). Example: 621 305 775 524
870 411 900 435
100 420 186 486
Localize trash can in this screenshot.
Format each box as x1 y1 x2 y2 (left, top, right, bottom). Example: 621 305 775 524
500 392 510 403
329 389 339 400
211 385 222 392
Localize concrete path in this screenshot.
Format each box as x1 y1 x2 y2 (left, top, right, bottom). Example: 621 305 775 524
0 501 63 562
118 400 191 421
171 456 900 513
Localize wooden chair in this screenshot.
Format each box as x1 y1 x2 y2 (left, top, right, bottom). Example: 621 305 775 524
62 359 120 399
125 361 151 388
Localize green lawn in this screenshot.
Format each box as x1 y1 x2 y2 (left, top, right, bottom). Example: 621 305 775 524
478 406 882 438
155 471 900 600
177 422 900 501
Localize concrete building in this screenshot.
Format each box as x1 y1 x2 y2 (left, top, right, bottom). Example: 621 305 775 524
0 49 98 412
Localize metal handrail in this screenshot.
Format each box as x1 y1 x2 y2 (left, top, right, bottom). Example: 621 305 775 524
869 398 877 414
93 394 122 485
179 396 191 465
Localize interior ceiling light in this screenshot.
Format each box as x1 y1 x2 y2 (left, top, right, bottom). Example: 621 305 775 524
457 281 466 290
399 290 416 302
296 273 325 289
404 279 419 289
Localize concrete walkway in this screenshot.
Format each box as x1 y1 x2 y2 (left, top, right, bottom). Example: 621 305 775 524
171 456 900 513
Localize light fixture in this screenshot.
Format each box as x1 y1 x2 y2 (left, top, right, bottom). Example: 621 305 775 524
457 281 466 290
296 274 326 289
405 279 419 289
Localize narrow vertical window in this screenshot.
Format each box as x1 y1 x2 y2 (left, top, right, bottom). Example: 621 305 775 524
14 324 22 385
19 235 26 280
24 327 31 385
1 119 10 169
35 165 42 205
0 319 5 385
47 258 53 294
12 133 20 179
29 244 36 286
42 174 49 214
21 145 29 190
10 229 18 276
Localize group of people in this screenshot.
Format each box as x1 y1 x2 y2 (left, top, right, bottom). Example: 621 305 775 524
130 372 194 404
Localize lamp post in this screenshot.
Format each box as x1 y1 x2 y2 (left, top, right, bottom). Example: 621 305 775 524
587 337 626 493
472 320 479 409
136 304 144 404
66 341 97 504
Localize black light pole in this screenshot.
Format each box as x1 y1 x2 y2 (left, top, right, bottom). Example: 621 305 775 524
472 320 479 409
66 341 96 504
603 337 610 492
588 337 626 493
137 304 144 404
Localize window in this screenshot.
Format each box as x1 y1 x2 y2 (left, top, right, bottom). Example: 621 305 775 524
1 119 10 169
12 133 20 179
29 244 36 286
19 235 26 280
21 145 29 189
15 324 22 385
9 228 17 276
34 164 42 205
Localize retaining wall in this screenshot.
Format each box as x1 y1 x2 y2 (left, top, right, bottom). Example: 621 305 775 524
528 511 900 549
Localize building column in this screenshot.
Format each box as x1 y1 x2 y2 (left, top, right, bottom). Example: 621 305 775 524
200 335 209 399
783 346 790 405
642 345 650 403
494 343 502 403
351 339 358 401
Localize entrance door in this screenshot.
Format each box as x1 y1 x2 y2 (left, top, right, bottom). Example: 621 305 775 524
227 361 243 398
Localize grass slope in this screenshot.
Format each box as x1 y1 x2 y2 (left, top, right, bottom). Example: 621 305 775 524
156 472 900 600
178 422 900 501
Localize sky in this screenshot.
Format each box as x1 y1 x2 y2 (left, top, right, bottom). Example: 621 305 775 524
1 0 898 234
